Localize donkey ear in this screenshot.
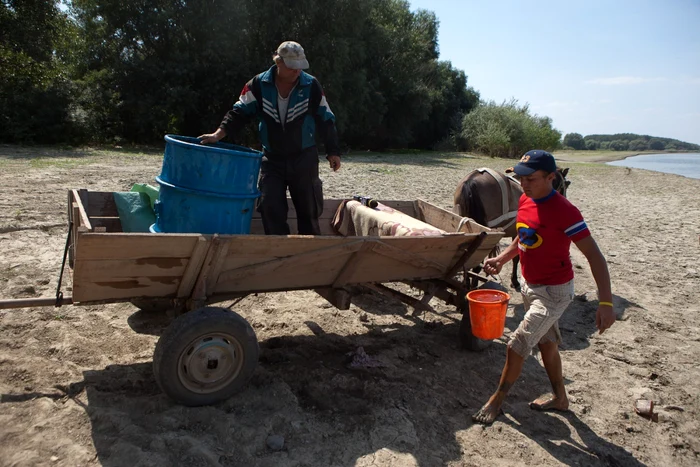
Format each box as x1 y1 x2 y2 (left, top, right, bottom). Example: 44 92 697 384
562 167 569 177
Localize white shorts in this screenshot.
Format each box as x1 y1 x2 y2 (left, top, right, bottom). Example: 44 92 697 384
508 279 575 358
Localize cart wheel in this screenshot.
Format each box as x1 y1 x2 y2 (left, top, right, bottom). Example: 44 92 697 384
153 307 259 406
459 310 492 351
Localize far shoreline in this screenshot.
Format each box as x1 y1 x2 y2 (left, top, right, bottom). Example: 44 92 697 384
552 149 699 164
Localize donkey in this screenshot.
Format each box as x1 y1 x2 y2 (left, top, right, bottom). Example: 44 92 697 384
453 166 570 290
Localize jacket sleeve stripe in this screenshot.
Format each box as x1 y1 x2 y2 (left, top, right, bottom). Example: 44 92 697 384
317 95 335 121
232 83 258 115
238 84 257 105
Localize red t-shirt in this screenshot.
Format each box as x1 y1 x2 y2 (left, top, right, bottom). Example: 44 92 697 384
516 190 590 285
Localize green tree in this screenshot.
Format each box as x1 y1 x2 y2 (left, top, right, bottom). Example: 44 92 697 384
409 61 479 149
563 132 585 150
0 0 79 142
585 139 600 150
584 133 698 151
628 139 648 151
70 0 256 143
648 138 665 150
67 0 477 149
610 140 628 151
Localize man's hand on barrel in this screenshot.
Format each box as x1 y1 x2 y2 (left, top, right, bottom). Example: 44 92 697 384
198 129 226 145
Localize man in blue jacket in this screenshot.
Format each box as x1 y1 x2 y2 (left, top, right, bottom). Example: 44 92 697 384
200 41 341 235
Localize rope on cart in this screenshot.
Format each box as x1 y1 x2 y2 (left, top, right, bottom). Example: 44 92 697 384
55 221 72 307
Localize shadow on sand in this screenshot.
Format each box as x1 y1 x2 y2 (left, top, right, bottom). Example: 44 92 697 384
1 289 645 466
505 410 646 467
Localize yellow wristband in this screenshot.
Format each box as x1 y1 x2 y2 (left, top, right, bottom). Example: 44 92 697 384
599 301 613 307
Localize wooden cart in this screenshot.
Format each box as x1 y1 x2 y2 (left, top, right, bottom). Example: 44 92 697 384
0 189 504 406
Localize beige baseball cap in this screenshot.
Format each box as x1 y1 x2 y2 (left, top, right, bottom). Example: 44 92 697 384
275 41 309 70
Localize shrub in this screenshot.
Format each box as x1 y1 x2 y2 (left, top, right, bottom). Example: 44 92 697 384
459 99 561 158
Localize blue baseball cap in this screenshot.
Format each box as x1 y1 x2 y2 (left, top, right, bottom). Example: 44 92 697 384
513 150 557 176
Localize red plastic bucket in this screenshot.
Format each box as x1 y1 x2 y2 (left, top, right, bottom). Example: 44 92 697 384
466 289 510 340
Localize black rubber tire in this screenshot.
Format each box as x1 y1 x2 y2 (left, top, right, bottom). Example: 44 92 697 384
459 310 492 351
153 307 259 406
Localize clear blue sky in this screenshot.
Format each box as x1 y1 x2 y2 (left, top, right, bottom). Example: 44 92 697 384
409 0 700 145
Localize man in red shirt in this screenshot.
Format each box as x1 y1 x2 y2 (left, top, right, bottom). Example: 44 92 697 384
472 150 616 425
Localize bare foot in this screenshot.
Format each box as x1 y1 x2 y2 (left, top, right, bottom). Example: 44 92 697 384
529 395 569 412
472 402 503 425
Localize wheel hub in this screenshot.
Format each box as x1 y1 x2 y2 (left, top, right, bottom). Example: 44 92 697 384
178 334 244 394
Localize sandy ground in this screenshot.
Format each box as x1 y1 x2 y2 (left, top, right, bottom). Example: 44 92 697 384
0 145 699 467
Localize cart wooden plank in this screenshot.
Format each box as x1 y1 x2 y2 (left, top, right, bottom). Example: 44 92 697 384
72 232 203 301
220 236 365 269
332 242 376 288
76 234 200 260
90 217 122 232
85 191 117 217
73 277 180 302
215 238 366 292
72 190 93 231
190 236 226 301
73 258 187 281
212 234 499 295
371 241 448 272
177 237 211 298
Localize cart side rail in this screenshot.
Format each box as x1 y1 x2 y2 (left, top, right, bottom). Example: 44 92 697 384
211 232 502 296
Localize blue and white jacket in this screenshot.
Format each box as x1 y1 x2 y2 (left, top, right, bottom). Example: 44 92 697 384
219 65 340 158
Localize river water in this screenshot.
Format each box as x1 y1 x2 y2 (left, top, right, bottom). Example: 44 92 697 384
607 153 700 179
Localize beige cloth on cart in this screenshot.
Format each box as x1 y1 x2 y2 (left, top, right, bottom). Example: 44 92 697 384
331 200 446 237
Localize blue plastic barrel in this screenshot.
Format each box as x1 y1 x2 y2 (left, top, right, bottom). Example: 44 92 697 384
160 135 262 194
152 178 258 234
152 135 262 234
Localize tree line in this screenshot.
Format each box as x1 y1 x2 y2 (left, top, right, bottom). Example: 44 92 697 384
2 0 568 157
563 133 699 152
5 1 694 157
